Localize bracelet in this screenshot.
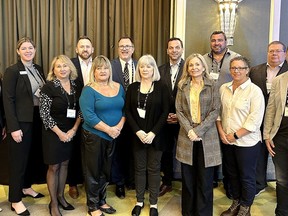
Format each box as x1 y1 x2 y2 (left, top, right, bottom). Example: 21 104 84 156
233 132 239 140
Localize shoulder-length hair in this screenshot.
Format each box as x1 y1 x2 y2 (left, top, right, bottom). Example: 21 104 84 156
17 37 36 50
135 54 160 82
47 55 78 81
178 53 210 90
88 55 114 87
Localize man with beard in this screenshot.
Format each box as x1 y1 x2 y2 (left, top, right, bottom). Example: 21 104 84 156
68 36 94 199
204 31 240 86
203 31 240 199
110 36 137 199
158 37 184 197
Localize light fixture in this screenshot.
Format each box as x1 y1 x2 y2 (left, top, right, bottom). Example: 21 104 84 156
214 0 243 45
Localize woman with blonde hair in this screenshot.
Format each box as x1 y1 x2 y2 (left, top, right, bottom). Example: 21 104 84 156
80 55 125 216
176 53 221 216
40 55 81 216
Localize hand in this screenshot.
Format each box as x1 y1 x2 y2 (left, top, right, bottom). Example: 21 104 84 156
225 133 236 144
2 127 7 140
136 130 147 143
188 129 200 141
219 131 230 144
143 132 155 144
58 131 70 143
265 139 275 157
66 128 76 140
11 130 23 143
107 126 121 139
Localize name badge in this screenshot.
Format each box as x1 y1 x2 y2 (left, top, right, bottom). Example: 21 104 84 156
20 71 28 75
210 72 219 80
266 83 272 94
34 88 41 98
137 108 146 119
285 107 288 117
67 109 76 118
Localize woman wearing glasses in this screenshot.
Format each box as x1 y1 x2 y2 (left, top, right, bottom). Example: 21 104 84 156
217 56 265 216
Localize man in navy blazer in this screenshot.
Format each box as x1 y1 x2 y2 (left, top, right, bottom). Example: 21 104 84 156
110 36 137 198
69 36 94 199
250 41 288 196
158 37 184 197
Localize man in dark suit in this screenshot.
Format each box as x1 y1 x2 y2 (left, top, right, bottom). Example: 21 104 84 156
158 37 184 196
110 36 137 199
68 36 94 199
250 41 288 196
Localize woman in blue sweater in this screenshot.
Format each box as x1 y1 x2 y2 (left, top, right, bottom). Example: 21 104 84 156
80 55 125 216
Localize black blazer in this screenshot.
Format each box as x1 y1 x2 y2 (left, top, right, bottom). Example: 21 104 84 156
71 57 85 91
3 61 45 133
250 60 288 106
158 59 184 113
125 81 170 150
111 57 138 88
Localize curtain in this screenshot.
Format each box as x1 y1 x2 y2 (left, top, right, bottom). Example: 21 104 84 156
0 0 170 75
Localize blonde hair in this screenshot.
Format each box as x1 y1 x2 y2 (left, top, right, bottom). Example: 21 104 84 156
46 55 78 81
135 54 160 82
88 55 114 87
178 53 210 89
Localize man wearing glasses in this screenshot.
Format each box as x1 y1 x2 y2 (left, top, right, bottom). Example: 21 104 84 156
250 41 288 197
110 37 137 199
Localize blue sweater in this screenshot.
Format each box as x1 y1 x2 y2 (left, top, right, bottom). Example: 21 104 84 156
80 85 125 141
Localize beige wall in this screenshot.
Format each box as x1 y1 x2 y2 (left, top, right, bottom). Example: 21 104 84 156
184 0 276 67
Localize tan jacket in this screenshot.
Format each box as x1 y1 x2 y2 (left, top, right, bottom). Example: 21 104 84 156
176 77 221 167
263 71 288 140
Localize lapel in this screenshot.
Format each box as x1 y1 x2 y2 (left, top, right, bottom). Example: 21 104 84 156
279 72 288 112
72 57 84 87
116 58 125 86
278 60 288 76
17 61 33 99
172 59 184 95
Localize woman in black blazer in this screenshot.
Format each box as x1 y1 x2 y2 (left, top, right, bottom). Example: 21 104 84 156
3 37 46 215
125 55 170 216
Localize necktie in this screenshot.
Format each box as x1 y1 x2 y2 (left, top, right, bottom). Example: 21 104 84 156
124 62 129 89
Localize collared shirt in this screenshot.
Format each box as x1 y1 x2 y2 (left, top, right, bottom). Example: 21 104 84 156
203 48 240 86
78 56 92 86
266 62 284 93
170 60 181 90
120 58 134 84
218 78 265 147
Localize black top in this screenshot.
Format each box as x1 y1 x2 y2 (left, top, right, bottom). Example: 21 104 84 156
125 81 170 150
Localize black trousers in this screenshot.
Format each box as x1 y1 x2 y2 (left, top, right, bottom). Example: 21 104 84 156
255 141 269 192
160 123 179 186
181 141 214 216
81 129 114 212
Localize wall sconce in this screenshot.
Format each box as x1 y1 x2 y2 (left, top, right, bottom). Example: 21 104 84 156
214 0 243 45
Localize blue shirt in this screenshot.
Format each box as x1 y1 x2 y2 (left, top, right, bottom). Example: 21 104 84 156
80 85 125 141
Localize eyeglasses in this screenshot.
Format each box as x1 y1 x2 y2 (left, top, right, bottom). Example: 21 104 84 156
119 45 134 50
268 50 285 54
230 67 248 71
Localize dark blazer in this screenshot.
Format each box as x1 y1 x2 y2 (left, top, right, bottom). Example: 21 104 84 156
125 81 170 150
158 59 184 113
3 61 45 133
249 60 288 106
71 57 84 90
111 57 137 88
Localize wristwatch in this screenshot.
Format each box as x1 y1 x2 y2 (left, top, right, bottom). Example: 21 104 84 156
233 132 239 140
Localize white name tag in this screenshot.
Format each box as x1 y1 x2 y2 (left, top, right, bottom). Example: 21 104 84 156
266 83 272 94
67 109 76 118
285 107 288 117
137 108 146 119
210 72 219 80
20 71 28 75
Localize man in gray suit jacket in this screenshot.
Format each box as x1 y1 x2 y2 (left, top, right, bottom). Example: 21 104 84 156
250 41 288 196
263 71 288 216
110 36 137 198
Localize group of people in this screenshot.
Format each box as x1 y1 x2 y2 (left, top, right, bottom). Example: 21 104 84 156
0 31 287 216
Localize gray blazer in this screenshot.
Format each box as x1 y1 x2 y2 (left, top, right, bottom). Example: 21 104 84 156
175 76 222 167
263 71 288 140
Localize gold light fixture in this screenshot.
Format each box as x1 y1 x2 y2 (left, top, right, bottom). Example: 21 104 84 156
214 0 243 45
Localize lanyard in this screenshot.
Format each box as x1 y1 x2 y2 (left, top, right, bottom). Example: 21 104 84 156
60 82 76 109
211 50 227 73
26 67 45 87
137 82 154 110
